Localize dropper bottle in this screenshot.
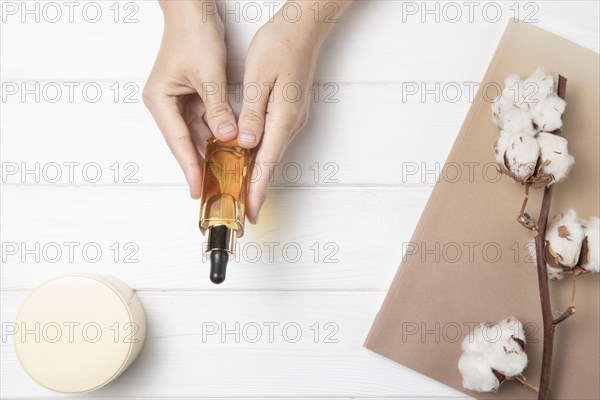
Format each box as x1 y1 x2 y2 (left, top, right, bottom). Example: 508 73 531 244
199 138 250 284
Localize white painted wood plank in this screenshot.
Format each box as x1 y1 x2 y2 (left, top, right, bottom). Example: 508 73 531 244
0 186 430 290
1 84 468 186
0 291 465 398
1 1 597 82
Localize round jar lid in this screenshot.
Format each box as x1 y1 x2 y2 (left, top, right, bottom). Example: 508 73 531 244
14 275 146 393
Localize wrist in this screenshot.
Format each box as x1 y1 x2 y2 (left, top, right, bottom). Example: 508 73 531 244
281 0 353 45
160 0 225 37
159 0 214 19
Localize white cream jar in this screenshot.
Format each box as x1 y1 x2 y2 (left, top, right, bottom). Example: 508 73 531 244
14 274 147 393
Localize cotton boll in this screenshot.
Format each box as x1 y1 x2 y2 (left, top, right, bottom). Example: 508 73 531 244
462 323 493 353
491 94 516 129
458 352 500 393
502 107 536 137
537 132 575 184
497 317 526 344
504 73 522 90
581 217 600 273
532 95 567 132
492 69 571 189
502 70 551 112
487 343 528 378
502 74 523 105
458 317 529 393
521 67 555 109
495 132 539 182
486 318 526 360
477 318 521 346
486 318 527 378
504 134 540 180
546 209 586 268
526 67 554 94
495 133 511 165
547 264 566 281
501 133 540 181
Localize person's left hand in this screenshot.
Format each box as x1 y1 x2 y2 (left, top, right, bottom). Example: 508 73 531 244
236 1 351 224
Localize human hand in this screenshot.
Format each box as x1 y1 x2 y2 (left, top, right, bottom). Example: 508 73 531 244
237 0 352 223
143 0 238 199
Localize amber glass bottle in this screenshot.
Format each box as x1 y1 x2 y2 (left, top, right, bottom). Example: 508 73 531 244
199 138 250 284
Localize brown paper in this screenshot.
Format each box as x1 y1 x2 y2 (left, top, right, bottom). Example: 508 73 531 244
365 21 599 399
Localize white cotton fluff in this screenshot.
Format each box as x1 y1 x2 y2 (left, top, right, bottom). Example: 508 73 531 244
527 68 555 94
492 94 515 130
495 134 510 165
469 318 525 352
502 69 555 112
502 107 537 137
496 132 540 181
537 132 575 184
502 74 523 105
581 217 600 273
458 318 528 393
487 343 528 378
504 73 522 92
458 352 500 392
520 67 555 110
547 264 566 281
499 317 526 343
546 209 586 268
532 95 567 133
491 75 523 130
493 76 529 132
462 323 494 354
486 318 528 378
492 68 564 135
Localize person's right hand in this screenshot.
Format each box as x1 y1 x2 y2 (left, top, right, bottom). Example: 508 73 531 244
143 0 237 199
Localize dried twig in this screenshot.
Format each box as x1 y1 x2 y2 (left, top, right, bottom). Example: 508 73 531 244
516 374 540 393
553 275 577 325
518 185 537 230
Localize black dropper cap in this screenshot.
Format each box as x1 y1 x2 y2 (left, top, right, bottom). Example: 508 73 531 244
209 249 229 284
206 225 235 285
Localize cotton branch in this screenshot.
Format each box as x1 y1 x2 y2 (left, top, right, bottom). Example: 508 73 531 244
534 75 567 400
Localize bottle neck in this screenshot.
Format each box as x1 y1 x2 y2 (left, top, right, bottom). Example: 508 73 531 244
205 224 237 254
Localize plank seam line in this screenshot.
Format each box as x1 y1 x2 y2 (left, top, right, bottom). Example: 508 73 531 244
0 184 435 190
1 289 388 294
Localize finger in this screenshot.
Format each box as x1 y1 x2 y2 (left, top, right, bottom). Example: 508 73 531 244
237 74 273 149
144 93 203 199
189 117 212 158
190 71 238 142
246 115 294 224
182 95 212 157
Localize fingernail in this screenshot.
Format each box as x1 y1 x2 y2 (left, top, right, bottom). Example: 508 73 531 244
190 187 200 200
238 131 256 144
218 123 236 136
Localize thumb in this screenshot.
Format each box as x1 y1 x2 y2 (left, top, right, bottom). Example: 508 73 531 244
237 70 272 149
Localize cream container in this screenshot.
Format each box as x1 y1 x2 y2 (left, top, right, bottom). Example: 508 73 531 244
14 274 147 393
